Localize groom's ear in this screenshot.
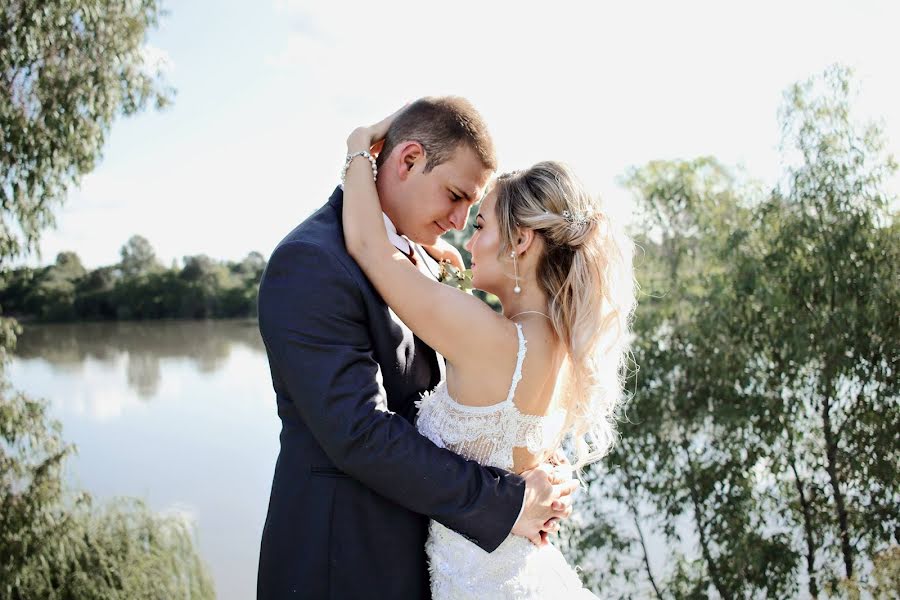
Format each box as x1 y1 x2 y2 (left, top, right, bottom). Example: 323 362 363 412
397 142 425 181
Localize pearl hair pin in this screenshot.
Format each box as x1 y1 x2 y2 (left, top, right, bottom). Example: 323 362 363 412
562 209 592 229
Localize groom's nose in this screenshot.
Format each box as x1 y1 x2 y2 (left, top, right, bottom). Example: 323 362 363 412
448 204 470 231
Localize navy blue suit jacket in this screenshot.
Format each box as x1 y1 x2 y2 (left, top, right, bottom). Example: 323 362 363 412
256 187 525 599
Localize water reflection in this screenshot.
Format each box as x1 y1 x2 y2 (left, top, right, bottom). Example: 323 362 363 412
8 319 279 600
15 320 264 399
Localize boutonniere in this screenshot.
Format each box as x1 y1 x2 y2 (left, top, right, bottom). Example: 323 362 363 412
437 259 474 292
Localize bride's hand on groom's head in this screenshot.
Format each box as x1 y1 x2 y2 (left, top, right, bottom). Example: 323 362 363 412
346 127 373 153
347 103 410 154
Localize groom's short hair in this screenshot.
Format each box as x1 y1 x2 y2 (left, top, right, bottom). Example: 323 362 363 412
377 96 497 173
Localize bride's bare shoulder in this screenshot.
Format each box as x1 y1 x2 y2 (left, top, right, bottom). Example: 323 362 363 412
457 310 521 367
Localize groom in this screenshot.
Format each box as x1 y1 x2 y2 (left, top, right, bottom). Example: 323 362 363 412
256 97 573 599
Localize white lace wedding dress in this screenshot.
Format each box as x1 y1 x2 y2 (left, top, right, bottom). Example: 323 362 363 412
416 324 598 599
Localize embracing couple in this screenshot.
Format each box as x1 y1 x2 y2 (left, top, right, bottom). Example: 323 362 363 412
256 97 636 599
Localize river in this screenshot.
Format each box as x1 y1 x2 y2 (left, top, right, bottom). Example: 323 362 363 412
9 319 279 600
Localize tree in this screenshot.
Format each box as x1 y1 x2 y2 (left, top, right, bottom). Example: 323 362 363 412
564 66 899 598
614 158 796 599
119 234 161 278
179 255 228 318
74 265 118 319
54 251 86 278
1 0 174 265
0 384 214 598
0 247 268 321
0 2 214 596
233 250 266 279
734 64 899 592
31 251 88 320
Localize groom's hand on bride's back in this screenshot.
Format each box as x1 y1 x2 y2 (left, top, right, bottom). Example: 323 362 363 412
511 463 578 547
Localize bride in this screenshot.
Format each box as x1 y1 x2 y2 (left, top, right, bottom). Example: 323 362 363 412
341 109 636 598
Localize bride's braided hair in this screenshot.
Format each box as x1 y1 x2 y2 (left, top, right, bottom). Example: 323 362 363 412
494 162 637 470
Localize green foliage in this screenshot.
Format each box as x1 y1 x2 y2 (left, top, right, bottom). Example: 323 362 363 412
0 3 214 597
737 64 899 589
562 65 899 598
119 235 161 279
0 0 174 266
0 238 266 321
436 260 474 292
0 384 215 599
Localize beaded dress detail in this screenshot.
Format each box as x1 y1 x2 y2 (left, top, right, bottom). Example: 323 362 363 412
415 324 598 599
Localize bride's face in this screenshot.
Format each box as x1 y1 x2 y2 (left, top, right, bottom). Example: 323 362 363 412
464 189 512 295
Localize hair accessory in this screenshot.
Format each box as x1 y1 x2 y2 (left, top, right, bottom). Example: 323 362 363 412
562 209 593 230
340 150 378 186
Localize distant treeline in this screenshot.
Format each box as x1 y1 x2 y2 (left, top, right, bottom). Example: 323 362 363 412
0 235 266 321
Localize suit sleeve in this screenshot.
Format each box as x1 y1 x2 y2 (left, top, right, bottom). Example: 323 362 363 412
258 239 525 552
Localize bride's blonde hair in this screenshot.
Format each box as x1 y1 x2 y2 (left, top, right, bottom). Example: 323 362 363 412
494 161 637 470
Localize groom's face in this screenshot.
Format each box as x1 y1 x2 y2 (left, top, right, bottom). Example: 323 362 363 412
391 144 492 246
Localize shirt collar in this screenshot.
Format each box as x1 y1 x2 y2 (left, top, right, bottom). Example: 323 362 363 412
383 213 413 255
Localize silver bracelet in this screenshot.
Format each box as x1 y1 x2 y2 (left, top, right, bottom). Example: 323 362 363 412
340 150 377 186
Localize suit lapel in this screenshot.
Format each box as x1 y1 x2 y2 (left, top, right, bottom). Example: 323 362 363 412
330 184 448 387
409 243 447 384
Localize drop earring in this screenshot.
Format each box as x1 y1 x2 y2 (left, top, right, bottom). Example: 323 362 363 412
511 251 521 294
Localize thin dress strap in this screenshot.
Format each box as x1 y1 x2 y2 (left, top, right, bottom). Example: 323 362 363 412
504 323 528 404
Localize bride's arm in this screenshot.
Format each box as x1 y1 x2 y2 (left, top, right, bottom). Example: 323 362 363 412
342 126 513 369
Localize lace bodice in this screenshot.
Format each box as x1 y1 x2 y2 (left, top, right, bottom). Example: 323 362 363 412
415 324 566 471
415 323 597 599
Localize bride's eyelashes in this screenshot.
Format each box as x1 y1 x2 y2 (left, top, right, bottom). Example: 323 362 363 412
472 223 483 231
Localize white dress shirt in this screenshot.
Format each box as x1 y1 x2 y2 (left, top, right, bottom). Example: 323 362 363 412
383 213 412 256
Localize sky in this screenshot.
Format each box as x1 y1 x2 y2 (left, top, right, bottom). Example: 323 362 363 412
26 0 900 269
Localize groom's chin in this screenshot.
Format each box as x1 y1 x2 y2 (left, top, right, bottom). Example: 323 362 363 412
411 232 440 247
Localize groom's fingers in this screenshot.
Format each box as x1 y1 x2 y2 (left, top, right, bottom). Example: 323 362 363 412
549 481 577 519
551 481 578 509
553 480 579 499
550 502 572 520
543 517 561 535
